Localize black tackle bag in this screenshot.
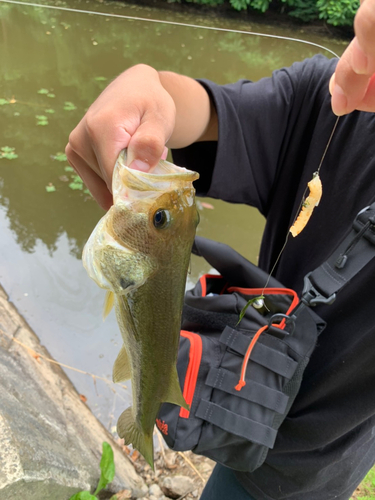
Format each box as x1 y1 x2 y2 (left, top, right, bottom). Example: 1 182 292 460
157 204 375 472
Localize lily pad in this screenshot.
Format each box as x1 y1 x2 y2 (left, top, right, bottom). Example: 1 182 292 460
69 182 83 190
0 146 18 160
37 88 49 94
64 101 77 111
36 115 48 126
53 152 67 162
45 183 56 192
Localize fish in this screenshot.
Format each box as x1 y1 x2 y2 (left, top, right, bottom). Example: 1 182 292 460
82 150 199 467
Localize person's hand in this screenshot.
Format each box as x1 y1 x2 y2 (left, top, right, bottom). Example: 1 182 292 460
66 64 176 210
330 0 375 116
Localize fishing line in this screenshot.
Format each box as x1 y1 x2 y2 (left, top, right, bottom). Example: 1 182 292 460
2 1 343 330
261 114 341 295
0 0 340 58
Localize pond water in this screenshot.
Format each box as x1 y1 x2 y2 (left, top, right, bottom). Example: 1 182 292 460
0 0 347 431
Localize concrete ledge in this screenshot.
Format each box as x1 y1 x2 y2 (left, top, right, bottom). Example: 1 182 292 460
0 285 146 500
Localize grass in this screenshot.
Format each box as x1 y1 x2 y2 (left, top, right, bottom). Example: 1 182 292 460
352 468 375 499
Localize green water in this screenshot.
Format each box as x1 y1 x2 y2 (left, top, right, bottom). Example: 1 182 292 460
0 0 347 428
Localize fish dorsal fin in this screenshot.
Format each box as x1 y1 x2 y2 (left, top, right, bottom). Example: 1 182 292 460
112 345 132 383
164 366 189 411
103 291 114 320
117 407 154 469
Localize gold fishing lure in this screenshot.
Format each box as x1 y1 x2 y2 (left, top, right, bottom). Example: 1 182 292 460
290 173 322 237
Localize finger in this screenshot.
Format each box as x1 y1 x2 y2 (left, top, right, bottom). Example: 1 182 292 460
353 0 375 75
87 117 132 188
66 145 113 210
330 42 370 115
126 118 171 171
355 73 375 111
67 118 102 179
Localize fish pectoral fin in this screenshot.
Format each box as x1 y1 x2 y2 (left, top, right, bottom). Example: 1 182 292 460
112 345 132 383
102 291 114 320
117 407 154 469
165 367 190 411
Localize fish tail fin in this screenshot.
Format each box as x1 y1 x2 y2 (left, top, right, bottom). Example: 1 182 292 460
165 366 189 411
103 291 114 320
117 407 154 469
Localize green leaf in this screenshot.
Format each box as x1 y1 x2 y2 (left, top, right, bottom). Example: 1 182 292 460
45 108 55 114
36 114 49 126
69 182 83 190
45 184 56 192
47 93 56 98
68 491 98 500
237 295 265 325
64 101 77 111
94 442 115 496
0 146 18 160
64 166 74 172
37 88 49 94
94 76 107 81
0 98 9 105
54 152 67 162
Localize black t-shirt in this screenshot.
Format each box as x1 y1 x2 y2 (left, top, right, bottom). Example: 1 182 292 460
173 55 375 500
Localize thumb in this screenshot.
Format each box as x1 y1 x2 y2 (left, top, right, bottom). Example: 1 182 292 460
126 117 173 172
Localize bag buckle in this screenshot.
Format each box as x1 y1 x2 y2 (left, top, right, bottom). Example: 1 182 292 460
267 313 295 335
301 272 336 306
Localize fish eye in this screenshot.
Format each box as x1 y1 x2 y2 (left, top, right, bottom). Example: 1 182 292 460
153 209 171 229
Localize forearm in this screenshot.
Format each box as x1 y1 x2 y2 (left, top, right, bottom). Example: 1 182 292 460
158 70 218 147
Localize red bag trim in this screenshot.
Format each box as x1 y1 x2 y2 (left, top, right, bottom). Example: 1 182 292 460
179 330 203 419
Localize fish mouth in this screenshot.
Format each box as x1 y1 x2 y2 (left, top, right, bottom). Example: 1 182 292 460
113 149 199 203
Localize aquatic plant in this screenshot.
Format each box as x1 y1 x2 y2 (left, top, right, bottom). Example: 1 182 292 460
0 146 18 160
68 442 116 500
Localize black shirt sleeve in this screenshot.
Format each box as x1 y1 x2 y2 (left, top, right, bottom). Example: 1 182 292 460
172 55 338 217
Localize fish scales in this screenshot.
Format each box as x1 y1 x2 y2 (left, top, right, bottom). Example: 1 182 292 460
83 150 199 467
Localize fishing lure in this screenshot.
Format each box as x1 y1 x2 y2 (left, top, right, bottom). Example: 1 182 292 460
289 173 322 237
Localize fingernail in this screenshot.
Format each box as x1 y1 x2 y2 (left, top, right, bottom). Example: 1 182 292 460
161 146 168 160
352 38 368 75
329 73 335 95
331 84 347 116
129 159 150 171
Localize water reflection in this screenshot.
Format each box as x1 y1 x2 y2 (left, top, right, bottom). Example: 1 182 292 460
0 0 346 427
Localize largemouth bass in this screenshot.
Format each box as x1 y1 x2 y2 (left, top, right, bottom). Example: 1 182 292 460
83 150 199 467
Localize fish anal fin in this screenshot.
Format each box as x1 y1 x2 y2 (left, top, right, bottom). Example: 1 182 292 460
117 407 154 469
103 291 114 320
113 345 132 383
165 367 189 411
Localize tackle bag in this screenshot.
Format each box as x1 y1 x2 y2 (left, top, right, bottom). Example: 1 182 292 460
157 203 375 473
